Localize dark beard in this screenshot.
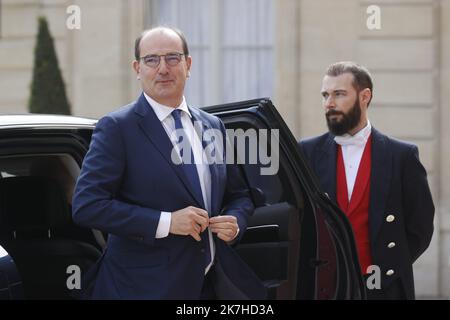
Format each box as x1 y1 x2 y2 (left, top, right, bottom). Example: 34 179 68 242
326 98 362 136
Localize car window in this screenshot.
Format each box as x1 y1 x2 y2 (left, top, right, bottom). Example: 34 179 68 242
224 120 290 206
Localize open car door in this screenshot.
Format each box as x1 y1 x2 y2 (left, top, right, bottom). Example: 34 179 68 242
204 98 366 299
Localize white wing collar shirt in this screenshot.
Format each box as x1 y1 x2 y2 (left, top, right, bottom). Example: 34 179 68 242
334 120 372 201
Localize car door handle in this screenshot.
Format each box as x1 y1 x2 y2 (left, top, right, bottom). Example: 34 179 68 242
241 225 280 243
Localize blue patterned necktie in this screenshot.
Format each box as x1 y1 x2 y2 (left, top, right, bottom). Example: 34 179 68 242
171 109 212 268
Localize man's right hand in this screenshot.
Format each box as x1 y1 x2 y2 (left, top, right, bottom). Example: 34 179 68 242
169 206 209 241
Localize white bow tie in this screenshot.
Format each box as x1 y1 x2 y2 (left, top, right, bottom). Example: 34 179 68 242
334 134 367 146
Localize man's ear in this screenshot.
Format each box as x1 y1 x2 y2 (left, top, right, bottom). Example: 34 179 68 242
132 60 140 79
185 55 192 75
360 88 372 107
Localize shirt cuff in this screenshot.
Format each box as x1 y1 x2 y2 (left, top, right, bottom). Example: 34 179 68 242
155 211 171 238
232 227 240 241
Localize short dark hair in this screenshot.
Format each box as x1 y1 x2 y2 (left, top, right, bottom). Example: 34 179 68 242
325 61 373 106
134 26 189 61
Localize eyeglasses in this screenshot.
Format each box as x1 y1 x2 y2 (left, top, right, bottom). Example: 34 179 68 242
139 52 186 68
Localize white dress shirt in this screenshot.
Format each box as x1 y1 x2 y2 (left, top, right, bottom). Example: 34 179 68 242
144 93 215 272
334 120 372 201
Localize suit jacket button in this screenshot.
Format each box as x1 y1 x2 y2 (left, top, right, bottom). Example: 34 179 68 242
200 248 205 253
388 242 396 248
386 269 395 276
386 215 395 222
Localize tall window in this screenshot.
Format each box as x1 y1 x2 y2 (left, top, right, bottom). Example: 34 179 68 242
146 0 274 107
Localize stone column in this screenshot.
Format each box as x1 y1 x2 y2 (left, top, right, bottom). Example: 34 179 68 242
274 0 301 138
71 0 143 118
298 0 359 139
439 0 450 299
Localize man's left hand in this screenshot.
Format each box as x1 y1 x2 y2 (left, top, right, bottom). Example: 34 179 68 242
209 215 239 243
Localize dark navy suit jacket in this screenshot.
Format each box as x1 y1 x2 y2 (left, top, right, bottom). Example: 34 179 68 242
299 128 434 299
72 93 266 299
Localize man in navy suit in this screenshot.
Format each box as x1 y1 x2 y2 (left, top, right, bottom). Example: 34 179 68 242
298 61 434 299
72 26 266 299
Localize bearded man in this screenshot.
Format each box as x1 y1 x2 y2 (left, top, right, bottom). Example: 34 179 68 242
298 61 434 300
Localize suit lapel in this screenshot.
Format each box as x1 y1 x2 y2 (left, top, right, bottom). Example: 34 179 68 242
369 128 392 246
134 94 204 208
316 134 337 202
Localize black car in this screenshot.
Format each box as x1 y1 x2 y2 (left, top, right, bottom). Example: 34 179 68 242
0 99 365 300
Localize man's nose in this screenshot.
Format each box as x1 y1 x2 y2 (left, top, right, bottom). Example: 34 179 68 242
324 96 335 110
158 58 169 74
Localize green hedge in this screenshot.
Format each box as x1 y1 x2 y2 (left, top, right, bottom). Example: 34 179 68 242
28 16 71 115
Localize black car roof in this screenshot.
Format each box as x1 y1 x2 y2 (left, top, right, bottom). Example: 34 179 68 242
0 114 97 129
